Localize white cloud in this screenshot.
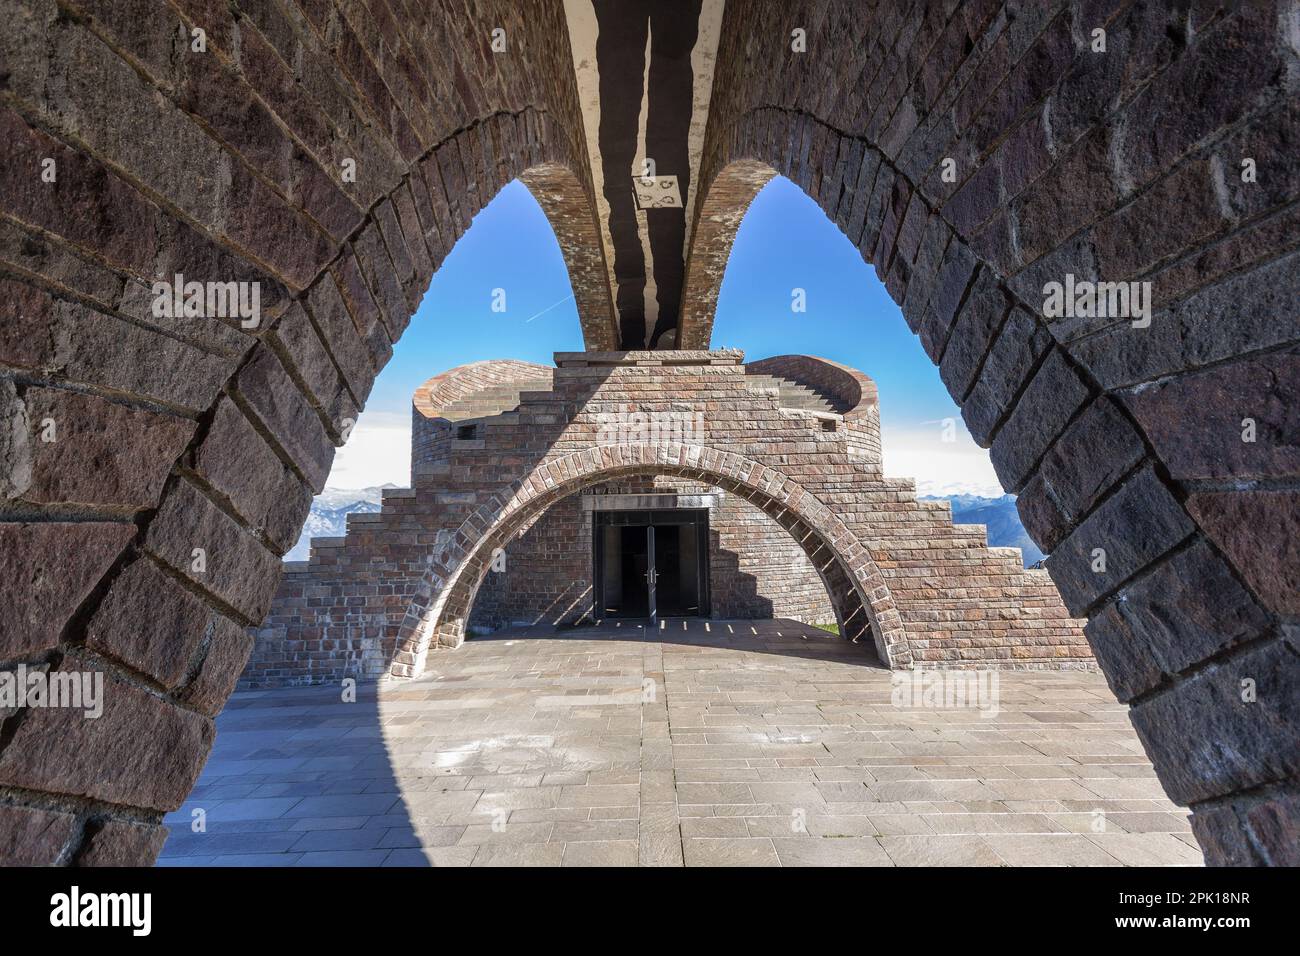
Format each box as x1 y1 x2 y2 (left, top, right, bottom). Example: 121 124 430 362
324 409 411 490
880 422 1005 498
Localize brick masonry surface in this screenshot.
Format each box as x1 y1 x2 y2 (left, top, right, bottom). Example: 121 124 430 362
0 0 1295 866
246 351 1092 690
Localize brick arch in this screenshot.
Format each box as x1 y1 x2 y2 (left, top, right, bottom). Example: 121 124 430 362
387 444 910 679
680 3 1300 865
0 1 615 865
519 163 619 349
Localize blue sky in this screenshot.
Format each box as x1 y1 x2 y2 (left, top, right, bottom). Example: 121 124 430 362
326 177 1002 496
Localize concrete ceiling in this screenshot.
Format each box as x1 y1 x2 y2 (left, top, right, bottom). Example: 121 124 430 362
563 0 725 350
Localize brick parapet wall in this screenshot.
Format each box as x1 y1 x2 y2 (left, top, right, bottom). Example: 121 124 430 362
746 354 883 465
411 359 554 474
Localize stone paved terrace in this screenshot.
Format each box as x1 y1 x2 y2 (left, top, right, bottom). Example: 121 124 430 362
158 620 1201 867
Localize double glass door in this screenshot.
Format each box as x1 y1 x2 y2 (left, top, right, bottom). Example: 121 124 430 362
593 509 709 625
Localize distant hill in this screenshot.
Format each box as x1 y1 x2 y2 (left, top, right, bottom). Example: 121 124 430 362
919 493 1044 568
284 485 395 561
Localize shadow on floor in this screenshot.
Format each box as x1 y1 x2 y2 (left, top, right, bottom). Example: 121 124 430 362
158 681 429 866
475 617 889 669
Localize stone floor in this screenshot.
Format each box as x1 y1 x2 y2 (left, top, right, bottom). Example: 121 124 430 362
158 619 1202 866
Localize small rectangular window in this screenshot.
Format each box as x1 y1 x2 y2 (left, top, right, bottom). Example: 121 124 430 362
821 419 837 432
457 424 477 440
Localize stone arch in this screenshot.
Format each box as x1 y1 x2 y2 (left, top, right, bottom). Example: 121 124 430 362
519 163 619 350
0 0 1293 868
0 1 615 865
679 3 1299 865
679 159 776 348
386 444 910 679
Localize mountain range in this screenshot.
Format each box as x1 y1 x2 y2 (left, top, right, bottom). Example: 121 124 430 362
286 488 1043 568
284 485 393 561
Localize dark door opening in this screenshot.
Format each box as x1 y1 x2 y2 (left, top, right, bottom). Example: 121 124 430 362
594 509 709 623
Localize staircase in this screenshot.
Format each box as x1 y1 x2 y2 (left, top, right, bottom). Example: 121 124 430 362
436 378 554 421
743 373 850 415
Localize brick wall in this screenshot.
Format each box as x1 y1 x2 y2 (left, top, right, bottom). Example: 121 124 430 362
245 351 1091 691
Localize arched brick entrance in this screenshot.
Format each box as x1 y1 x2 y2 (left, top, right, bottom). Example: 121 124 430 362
387 444 910 677
0 1 1294 866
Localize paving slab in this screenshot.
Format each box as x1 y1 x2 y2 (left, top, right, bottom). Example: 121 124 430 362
159 619 1196 867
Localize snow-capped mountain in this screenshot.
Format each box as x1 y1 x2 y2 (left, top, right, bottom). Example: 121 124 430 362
284 485 396 561
919 493 1044 568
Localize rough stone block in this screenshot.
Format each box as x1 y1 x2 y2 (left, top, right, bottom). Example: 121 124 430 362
351 222 412 340
1045 466 1194 614
1084 539 1273 702
75 818 168 867
304 271 378 406
0 278 236 413
1036 397 1146 526
1123 347 1300 481
1129 640 1300 806
989 348 1092 492
0 650 214 812
267 303 358 437
918 237 977 362
233 345 335 492
144 477 283 624
0 521 134 660
85 556 239 688
177 624 254 717
6 386 194 509
1069 238 1300 390
1186 490 1300 616
0 804 78 866
946 269 1013 403
191 397 313 555
961 306 1052 443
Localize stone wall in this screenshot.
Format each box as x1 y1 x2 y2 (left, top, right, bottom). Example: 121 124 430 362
0 0 612 865
677 1 1300 865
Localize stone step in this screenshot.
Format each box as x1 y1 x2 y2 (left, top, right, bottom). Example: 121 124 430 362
745 372 848 415
436 379 553 420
